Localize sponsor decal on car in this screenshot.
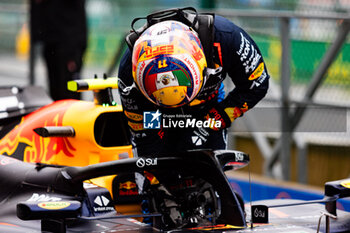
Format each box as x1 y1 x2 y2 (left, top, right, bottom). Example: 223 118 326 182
117 180 139 197
252 205 269 223
37 201 71 210
93 195 114 212
27 193 62 202
136 158 157 168
119 181 137 190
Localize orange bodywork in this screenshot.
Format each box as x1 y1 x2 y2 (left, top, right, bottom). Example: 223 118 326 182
0 99 132 165
0 98 141 214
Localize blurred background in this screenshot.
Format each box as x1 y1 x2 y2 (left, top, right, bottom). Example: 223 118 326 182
0 0 349 191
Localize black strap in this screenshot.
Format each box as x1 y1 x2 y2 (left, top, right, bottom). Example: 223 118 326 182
146 7 198 28
197 14 215 68
125 8 215 68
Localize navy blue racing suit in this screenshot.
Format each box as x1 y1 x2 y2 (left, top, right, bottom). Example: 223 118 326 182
118 15 269 157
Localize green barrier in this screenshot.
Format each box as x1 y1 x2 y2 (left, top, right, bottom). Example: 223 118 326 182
83 31 350 89
254 35 350 87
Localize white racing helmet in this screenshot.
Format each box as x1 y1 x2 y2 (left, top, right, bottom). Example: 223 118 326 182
132 20 207 108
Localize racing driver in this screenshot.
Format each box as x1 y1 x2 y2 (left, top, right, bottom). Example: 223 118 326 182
118 8 269 157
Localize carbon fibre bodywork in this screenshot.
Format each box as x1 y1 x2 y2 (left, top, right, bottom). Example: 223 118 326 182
0 151 350 233
0 150 248 232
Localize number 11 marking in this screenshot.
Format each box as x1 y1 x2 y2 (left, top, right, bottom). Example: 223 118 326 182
158 59 168 69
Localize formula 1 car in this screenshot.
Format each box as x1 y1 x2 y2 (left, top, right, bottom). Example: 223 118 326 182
0 77 349 232
1 148 350 233
0 76 133 199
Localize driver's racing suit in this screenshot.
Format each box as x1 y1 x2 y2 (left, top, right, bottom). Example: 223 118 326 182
118 15 269 157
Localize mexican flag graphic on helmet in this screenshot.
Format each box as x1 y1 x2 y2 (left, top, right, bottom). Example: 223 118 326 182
132 20 207 108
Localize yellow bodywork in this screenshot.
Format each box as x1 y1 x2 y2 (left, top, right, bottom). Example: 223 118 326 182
52 101 132 166
0 77 141 215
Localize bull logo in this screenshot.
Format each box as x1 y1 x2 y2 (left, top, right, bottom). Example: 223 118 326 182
119 181 137 190
0 101 76 163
